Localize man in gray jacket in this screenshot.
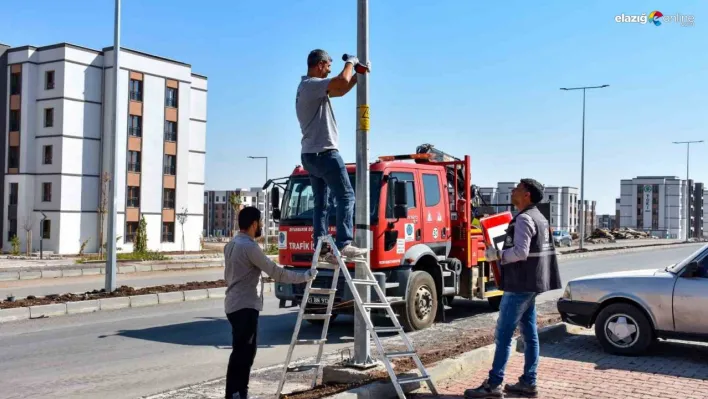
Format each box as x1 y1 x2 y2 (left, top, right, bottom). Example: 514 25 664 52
223 206 317 399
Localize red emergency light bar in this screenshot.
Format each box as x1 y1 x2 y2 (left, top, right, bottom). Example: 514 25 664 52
378 153 432 162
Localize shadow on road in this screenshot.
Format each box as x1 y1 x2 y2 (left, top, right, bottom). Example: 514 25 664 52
541 333 708 379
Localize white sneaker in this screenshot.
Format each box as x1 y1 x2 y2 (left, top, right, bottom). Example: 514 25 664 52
340 244 368 258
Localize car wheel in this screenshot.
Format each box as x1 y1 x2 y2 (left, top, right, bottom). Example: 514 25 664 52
594 303 654 355
397 271 437 332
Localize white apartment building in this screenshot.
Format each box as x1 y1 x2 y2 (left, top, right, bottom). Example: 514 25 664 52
704 191 708 238
619 176 696 239
3 42 207 254
542 186 579 233
203 188 277 239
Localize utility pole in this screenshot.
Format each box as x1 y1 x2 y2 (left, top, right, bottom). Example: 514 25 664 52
560 84 609 250
248 156 269 247
353 0 373 367
673 140 703 242
105 0 121 292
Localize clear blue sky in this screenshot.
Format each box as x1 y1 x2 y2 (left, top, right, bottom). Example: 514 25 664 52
2 0 706 214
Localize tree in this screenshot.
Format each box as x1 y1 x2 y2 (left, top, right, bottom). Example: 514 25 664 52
22 215 34 256
229 193 243 237
177 207 188 254
97 172 111 258
133 216 148 253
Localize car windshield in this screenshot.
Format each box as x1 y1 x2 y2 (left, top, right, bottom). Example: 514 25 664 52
280 172 383 223
553 231 562 236
668 243 708 273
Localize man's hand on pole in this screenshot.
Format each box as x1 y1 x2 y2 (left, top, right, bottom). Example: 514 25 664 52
342 53 370 74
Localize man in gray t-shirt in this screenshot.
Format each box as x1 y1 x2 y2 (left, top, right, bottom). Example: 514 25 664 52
296 49 369 260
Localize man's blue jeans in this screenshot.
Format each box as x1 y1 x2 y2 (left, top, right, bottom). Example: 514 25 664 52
488 291 539 387
301 150 354 250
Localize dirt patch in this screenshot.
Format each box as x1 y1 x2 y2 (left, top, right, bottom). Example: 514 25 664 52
280 315 561 399
0 280 227 309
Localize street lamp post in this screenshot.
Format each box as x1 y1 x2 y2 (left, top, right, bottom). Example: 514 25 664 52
673 140 703 242
248 156 269 247
560 85 609 250
105 0 121 292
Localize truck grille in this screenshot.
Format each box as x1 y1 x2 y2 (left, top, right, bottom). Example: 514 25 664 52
293 275 346 297
291 253 313 263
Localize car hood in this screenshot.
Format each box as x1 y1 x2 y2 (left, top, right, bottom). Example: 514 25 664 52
572 268 663 282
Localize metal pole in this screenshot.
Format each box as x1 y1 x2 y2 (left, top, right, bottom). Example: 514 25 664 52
579 89 586 250
105 0 120 292
265 157 269 246
353 0 372 366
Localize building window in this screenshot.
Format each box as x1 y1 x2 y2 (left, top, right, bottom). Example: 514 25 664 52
8 219 17 241
548 195 554 201
128 151 141 172
42 182 52 202
9 110 20 131
129 79 142 101
44 108 54 128
162 222 175 242
9 183 18 205
422 174 441 207
165 87 178 108
8 147 20 169
10 72 21 95
127 186 140 207
164 121 177 141
128 115 142 137
163 188 175 209
41 219 51 239
164 155 176 175
386 172 416 218
43 145 53 165
125 222 138 243
45 71 55 90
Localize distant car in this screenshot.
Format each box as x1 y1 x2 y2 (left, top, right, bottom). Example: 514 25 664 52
553 230 573 247
557 244 708 355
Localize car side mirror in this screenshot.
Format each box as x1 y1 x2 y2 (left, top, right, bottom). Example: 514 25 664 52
393 181 408 219
683 261 700 277
271 188 280 221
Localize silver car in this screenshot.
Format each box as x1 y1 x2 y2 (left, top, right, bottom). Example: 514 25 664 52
557 244 708 355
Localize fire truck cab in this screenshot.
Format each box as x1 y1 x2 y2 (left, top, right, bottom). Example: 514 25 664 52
269 145 502 331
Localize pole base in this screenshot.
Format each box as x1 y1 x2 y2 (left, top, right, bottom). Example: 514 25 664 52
343 359 383 370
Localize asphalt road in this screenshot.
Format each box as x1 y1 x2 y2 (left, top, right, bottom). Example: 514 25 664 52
0 244 702 399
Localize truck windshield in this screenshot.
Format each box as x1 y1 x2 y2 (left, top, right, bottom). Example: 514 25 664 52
281 172 383 224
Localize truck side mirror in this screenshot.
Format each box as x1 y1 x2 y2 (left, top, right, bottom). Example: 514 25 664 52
271 188 280 221
393 181 408 219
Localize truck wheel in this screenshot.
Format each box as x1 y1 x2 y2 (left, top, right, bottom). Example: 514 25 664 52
488 295 502 311
594 303 653 356
306 314 338 326
398 271 438 332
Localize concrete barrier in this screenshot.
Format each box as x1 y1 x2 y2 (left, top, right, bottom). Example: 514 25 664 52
184 289 209 301
29 303 67 318
19 271 42 280
66 300 100 314
0 271 20 281
0 307 30 322
62 269 83 277
82 268 102 276
129 294 159 308
207 287 227 299
41 270 63 279
157 292 185 304
99 297 131 311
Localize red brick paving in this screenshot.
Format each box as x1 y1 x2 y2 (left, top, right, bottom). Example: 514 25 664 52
414 330 708 399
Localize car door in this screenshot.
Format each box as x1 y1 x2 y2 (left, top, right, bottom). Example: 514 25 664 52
672 250 708 334
420 170 448 256
382 171 420 257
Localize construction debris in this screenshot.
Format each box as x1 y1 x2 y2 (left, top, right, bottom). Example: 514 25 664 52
586 228 653 244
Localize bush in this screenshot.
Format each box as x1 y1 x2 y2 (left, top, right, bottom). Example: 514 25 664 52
118 251 167 261
10 235 20 256
134 216 148 253
265 244 279 255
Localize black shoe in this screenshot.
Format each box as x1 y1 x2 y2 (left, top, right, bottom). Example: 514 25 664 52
504 377 538 397
464 379 503 398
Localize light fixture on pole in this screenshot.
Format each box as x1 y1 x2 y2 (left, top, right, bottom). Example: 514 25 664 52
248 156 269 247
560 84 609 250
672 140 703 242
105 0 121 292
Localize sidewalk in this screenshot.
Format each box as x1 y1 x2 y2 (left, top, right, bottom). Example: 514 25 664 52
418 329 708 399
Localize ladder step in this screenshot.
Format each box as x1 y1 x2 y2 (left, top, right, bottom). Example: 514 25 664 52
398 375 432 384
374 327 402 334
297 339 327 345
287 363 321 373
309 288 336 295
316 263 338 270
362 303 389 309
385 282 400 289
352 279 378 286
302 314 330 320
385 351 416 358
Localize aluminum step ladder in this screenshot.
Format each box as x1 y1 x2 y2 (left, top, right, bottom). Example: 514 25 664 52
275 235 437 399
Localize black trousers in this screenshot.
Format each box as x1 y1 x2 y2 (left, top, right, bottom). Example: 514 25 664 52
225 308 259 399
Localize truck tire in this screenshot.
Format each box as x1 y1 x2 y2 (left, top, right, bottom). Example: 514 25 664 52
594 303 654 356
398 271 438 332
488 295 502 311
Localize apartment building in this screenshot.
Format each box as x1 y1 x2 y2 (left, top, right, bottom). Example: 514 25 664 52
542 186 579 233
578 199 597 233
704 191 708 238
597 214 616 229
619 176 703 239
203 188 276 238
3 42 206 254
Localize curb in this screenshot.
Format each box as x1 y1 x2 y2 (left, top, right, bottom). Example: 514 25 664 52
0 283 275 324
325 323 587 399
557 242 696 260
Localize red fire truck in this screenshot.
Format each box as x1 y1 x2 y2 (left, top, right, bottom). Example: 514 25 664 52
268 144 503 331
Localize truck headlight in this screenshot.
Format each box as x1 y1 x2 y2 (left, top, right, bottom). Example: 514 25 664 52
562 284 572 300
